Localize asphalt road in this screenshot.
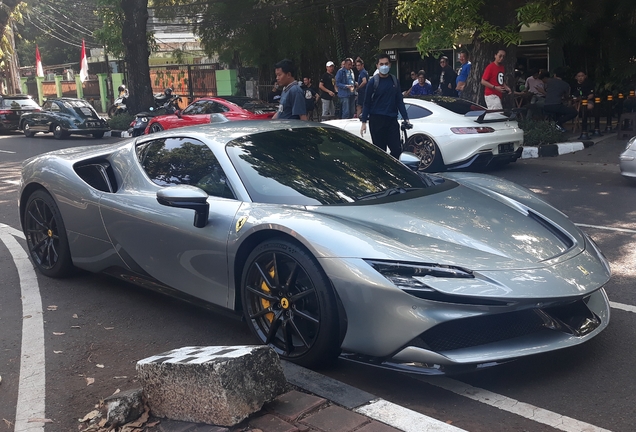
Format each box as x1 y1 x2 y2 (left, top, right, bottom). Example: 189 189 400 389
0 131 634 432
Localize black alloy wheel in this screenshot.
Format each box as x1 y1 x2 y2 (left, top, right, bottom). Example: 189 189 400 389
405 134 444 172
23 190 73 278
149 123 164 133
241 239 340 368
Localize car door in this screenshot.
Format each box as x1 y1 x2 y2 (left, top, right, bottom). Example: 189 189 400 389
31 100 54 131
98 136 242 308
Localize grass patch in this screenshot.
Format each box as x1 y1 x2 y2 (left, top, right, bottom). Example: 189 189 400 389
518 118 564 146
108 113 135 131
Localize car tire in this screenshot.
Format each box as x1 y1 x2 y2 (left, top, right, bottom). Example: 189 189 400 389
92 132 105 139
23 190 74 278
53 125 67 140
241 238 340 368
149 123 164 133
404 134 444 172
23 122 36 138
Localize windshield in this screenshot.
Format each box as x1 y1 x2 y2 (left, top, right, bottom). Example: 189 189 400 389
226 127 431 205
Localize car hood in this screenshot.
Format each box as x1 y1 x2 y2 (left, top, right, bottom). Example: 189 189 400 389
307 175 585 271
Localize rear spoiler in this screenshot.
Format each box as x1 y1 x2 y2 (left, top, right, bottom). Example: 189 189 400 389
473 109 518 124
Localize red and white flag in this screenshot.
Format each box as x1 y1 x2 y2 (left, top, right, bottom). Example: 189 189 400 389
79 39 89 82
35 45 44 77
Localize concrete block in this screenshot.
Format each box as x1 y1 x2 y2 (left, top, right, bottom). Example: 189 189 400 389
137 346 287 426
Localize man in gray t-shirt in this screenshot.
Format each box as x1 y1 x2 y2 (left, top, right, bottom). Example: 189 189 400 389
542 68 577 132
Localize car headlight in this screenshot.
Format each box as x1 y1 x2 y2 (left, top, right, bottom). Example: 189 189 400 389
626 136 636 150
365 260 474 290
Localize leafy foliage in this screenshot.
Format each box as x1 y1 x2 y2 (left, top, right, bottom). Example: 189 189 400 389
107 112 134 130
518 118 564 146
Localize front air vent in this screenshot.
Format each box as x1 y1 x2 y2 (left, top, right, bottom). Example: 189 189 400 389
528 210 574 249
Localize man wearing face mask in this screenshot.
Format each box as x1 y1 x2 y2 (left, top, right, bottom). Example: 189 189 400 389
360 53 410 158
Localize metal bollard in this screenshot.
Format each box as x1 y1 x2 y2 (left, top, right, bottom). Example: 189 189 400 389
578 99 590 140
593 97 603 136
605 95 614 132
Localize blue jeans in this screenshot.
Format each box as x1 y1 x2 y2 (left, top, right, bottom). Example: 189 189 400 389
341 95 356 119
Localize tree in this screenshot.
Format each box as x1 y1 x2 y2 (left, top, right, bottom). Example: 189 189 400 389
398 0 636 104
397 0 526 106
0 0 21 38
120 0 154 113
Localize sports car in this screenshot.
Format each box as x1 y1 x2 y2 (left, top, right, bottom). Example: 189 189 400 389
145 96 277 133
19 121 610 373
324 96 524 172
19 97 109 139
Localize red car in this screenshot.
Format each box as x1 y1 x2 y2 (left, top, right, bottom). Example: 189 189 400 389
145 96 277 133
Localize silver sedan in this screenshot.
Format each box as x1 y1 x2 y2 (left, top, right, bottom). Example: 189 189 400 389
619 136 636 179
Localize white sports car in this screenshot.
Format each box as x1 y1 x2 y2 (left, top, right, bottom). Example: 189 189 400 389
324 96 524 172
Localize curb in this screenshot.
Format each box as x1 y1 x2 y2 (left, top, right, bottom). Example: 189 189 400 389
104 130 132 138
521 141 586 159
281 361 467 432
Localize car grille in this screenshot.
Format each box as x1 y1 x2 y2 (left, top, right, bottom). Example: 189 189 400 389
412 299 600 352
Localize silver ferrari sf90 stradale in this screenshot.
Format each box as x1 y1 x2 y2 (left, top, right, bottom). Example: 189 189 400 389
19 121 611 373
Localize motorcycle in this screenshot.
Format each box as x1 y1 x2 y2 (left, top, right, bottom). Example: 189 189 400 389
128 94 182 137
107 94 128 117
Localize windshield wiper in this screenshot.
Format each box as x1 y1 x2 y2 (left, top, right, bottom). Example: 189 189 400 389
356 187 421 201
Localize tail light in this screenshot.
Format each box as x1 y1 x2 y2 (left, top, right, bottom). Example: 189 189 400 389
450 127 495 134
0 110 13 115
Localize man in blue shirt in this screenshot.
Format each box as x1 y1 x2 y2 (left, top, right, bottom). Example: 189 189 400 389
360 53 410 158
456 49 471 98
355 58 369 118
406 71 433 96
272 59 307 120
336 58 356 119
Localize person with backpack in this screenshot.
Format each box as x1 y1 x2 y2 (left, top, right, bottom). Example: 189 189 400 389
360 53 410 158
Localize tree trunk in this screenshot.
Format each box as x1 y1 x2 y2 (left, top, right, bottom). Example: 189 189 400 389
463 37 517 110
121 0 154 114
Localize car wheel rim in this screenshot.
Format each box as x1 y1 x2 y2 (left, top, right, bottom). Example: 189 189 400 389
244 251 320 358
25 124 30 131
150 124 162 133
407 135 435 170
25 197 61 270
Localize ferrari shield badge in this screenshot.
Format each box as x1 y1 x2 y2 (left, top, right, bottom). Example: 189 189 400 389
236 216 248 233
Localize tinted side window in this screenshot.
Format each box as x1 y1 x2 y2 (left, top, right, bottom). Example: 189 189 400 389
405 104 432 119
136 137 234 199
50 103 61 112
42 101 52 111
182 101 206 115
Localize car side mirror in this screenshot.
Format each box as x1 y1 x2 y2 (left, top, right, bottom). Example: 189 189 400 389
399 152 420 171
156 185 209 228
175 110 182 118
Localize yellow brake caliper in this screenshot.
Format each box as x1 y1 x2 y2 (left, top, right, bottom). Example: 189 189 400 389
261 266 275 322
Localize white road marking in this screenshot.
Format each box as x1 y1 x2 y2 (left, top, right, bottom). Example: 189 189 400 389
3 179 20 185
356 398 467 432
0 227 45 431
0 149 16 153
610 301 636 314
414 376 611 432
575 223 636 234
0 222 25 239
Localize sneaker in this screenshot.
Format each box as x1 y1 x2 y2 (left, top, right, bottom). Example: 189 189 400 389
555 125 567 133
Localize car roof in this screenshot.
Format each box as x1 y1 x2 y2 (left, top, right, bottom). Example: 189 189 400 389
0 94 34 99
137 120 334 147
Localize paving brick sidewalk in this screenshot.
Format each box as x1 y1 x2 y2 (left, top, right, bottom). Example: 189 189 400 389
152 389 401 432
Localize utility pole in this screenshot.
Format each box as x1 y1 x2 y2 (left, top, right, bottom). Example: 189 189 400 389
4 20 21 94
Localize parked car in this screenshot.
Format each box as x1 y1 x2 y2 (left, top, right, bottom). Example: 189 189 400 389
619 135 636 180
0 94 40 132
145 96 276 133
19 121 610 373
324 96 524 172
19 97 110 139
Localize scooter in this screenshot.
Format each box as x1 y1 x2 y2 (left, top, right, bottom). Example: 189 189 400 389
107 95 128 117
128 94 181 137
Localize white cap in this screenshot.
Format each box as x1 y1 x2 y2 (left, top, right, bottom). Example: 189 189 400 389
326 61 335 67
